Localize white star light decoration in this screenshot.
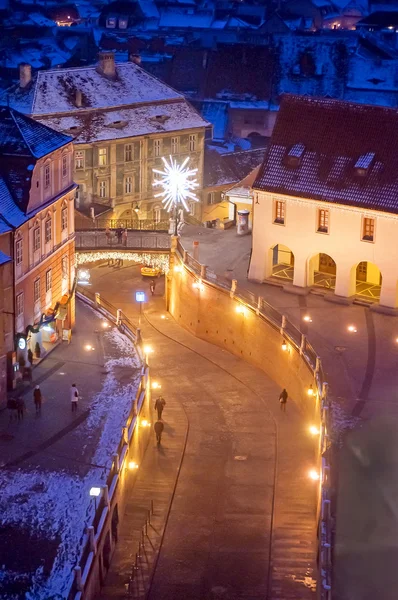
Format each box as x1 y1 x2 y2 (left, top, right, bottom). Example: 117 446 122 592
153 156 199 212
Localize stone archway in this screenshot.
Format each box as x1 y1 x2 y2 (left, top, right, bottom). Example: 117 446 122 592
269 244 294 282
308 253 336 290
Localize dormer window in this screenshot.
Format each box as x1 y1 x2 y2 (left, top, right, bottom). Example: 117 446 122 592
354 152 375 177
44 164 51 189
285 144 305 168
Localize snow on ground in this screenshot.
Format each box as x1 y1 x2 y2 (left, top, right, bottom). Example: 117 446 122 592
0 324 141 600
330 398 362 446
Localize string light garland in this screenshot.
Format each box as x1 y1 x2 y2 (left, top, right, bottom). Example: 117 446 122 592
76 251 170 273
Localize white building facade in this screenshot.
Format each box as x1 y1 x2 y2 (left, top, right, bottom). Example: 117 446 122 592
249 95 398 309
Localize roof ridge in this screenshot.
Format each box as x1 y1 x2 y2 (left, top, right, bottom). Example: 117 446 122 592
10 109 33 157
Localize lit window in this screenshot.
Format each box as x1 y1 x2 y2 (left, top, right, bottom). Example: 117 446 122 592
154 139 161 157
125 144 133 162
62 154 68 178
171 137 179 154
75 150 85 170
16 239 23 266
106 17 116 28
44 164 51 189
16 292 24 316
154 207 161 223
208 192 215 205
34 278 40 303
125 176 133 194
46 269 52 293
189 134 196 152
317 209 329 233
62 256 68 278
274 200 285 225
189 201 196 215
33 227 40 252
99 180 107 198
98 148 107 166
45 218 52 243
61 207 68 231
362 217 375 242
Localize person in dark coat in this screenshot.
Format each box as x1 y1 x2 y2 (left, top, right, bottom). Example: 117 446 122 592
154 396 166 420
150 279 156 296
33 385 42 415
154 420 164 445
16 396 25 421
279 388 288 413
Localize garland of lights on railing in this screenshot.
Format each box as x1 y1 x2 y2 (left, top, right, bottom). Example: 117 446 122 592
76 251 170 273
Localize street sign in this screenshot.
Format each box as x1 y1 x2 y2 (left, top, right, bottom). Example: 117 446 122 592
136 291 146 302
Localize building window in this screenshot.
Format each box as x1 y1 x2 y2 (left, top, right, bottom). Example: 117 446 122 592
106 17 116 28
16 292 24 316
189 201 196 215
317 209 329 233
362 217 375 242
75 150 85 170
207 192 215 205
46 269 52 293
171 137 179 154
44 164 51 189
154 207 161 223
98 147 107 166
274 200 285 225
62 256 68 278
189 134 196 152
62 154 68 178
61 206 68 231
45 218 52 243
125 144 133 162
99 180 107 198
16 239 23 266
33 227 40 252
154 139 162 157
34 278 40 303
125 176 133 194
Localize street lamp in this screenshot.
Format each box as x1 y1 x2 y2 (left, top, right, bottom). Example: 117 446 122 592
135 291 146 326
153 156 199 236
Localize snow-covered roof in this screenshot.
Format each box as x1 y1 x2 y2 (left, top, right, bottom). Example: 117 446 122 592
137 0 160 19
6 62 183 117
37 100 210 143
205 147 267 188
254 94 398 215
0 250 11 265
0 175 26 228
0 106 72 158
158 10 213 28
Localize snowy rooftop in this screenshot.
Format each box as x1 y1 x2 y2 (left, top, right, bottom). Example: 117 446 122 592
205 147 267 188
254 94 398 214
0 250 11 264
37 100 209 143
7 62 184 117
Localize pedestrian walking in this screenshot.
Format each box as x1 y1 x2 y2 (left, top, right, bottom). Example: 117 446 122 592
116 228 123 244
7 398 17 422
71 383 79 412
154 420 164 445
16 396 25 421
279 388 288 413
33 385 42 415
154 396 166 420
150 279 156 296
105 227 111 245
122 228 128 247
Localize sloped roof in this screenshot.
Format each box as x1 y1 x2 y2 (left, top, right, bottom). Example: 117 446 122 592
0 250 11 265
0 175 26 228
0 106 72 159
24 62 182 116
253 94 398 214
205 147 267 188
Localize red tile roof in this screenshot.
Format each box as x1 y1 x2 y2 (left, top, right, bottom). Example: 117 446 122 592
253 94 398 214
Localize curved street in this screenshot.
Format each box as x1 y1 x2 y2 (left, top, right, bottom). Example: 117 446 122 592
91 262 317 600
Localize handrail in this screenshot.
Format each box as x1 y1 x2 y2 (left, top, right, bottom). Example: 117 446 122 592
174 242 333 600
69 288 146 599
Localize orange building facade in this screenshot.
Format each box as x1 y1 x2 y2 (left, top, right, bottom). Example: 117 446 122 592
0 107 76 372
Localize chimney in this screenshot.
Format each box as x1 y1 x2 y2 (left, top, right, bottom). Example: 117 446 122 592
97 51 116 78
129 54 141 65
19 63 32 89
75 89 82 108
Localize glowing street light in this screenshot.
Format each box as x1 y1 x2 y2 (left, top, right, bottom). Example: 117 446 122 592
128 461 139 470
281 340 288 351
144 345 153 355
85 344 95 351
174 265 182 273
89 486 101 511
347 325 357 333
153 156 199 236
309 425 320 436
141 419 150 427
309 469 320 481
303 315 312 323
307 384 314 397
236 305 246 315
152 381 161 390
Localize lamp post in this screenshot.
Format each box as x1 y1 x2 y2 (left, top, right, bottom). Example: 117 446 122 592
135 290 146 326
152 156 199 236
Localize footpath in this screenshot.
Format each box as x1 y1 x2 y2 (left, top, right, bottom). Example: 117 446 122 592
90 264 317 600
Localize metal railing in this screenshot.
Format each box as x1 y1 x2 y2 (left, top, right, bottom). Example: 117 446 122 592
69 287 145 599
93 218 170 231
75 230 171 251
175 242 333 600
